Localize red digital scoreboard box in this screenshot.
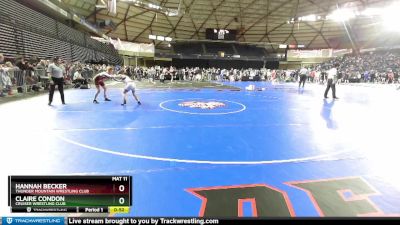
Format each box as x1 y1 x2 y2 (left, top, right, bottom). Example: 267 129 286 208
8 176 132 213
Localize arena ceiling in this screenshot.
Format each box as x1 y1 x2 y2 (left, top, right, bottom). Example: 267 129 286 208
56 0 393 51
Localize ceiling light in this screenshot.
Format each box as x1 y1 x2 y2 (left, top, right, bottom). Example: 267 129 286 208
302 14 317 22
382 3 400 32
327 8 356 22
361 8 382 17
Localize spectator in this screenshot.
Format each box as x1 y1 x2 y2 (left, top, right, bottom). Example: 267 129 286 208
35 60 49 89
2 62 14 95
0 56 13 96
73 68 88 88
15 56 29 93
387 69 394 84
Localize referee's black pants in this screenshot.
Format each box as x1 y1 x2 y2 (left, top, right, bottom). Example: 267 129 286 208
299 75 307 87
49 77 65 104
324 78 336 98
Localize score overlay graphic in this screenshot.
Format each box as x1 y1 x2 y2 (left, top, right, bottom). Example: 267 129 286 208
8 176 132 213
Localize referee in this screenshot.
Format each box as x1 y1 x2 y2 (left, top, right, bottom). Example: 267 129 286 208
47 57 65 105
298 66 308 88
324 63 339 99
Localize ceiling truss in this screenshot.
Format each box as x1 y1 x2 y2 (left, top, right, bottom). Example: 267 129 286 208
59 0 392 51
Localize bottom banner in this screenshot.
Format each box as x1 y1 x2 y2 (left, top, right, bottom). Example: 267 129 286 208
68 218 219 225
66 217 400 225
1 217 399 225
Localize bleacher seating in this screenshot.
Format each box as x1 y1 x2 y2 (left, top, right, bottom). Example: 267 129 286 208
0 0 58 37
57 23 86 46
234 44 265 57
0 14 18 57
22 31 57 59
0 0 122 64
171 41 268 60
204 43 234 55
173 43 203 55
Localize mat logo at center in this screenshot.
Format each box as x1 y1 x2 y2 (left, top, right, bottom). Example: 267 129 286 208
178 101 226 109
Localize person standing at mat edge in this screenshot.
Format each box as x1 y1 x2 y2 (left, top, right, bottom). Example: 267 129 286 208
47 57 65 105
324 63 339 99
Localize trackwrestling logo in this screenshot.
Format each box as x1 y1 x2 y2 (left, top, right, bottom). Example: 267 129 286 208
3 217 64 225
178 101 226 109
